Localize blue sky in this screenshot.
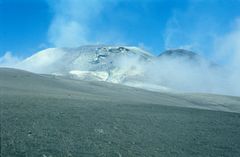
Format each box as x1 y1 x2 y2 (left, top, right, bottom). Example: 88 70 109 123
1 0 240 58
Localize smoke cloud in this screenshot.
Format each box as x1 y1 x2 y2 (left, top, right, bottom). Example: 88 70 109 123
47 0 110 47
152 17 240 96
212 19 240 95
0 52 21 67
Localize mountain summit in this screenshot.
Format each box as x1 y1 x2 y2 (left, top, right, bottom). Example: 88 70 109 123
19 45 153 73
16 45 215 92
18 46 155 87
159 49 200 60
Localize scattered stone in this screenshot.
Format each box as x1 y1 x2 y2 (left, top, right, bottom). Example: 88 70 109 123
95 128 104 134
28 131 32 137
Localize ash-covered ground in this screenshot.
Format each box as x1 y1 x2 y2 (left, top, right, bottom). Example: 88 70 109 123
1 68 240 157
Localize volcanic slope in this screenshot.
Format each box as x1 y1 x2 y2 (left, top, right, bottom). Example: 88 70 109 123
1 68 240 157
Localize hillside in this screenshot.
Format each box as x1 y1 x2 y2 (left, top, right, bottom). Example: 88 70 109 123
1 68 240 156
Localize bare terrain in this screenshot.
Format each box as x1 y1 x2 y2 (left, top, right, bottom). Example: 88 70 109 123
0 68 240 157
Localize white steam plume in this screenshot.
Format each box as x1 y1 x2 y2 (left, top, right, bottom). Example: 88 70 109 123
47 0 110 47
0 52 21 67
